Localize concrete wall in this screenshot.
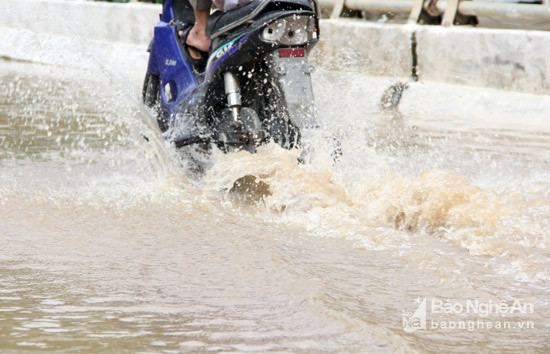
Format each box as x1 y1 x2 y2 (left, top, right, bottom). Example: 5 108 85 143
315 19 550 95
1 0 549 95
416 26 550 95
310 21 412 79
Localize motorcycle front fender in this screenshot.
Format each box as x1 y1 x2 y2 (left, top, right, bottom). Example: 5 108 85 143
268 54 318 130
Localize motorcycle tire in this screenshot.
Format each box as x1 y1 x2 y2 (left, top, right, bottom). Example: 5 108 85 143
142 72 169 133
243 73 300 150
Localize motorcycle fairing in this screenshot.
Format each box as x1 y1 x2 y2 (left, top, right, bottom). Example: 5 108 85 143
152 7 316 117
162 0 195 24
205 9 316 79
152 23 199 114
204 34 251 81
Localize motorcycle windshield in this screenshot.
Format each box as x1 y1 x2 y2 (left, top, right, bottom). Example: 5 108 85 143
212 0 255 12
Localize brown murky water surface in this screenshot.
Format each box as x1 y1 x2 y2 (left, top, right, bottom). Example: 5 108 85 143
0 29 549 353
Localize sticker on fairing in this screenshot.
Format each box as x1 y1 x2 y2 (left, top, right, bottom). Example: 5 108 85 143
206 34 251 76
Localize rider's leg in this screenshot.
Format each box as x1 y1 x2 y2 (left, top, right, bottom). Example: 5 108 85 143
187 0 211 53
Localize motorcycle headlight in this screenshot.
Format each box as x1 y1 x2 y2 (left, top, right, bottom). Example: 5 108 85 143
262 15 317 46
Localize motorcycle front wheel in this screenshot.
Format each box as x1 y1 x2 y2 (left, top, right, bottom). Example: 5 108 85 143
142 72 169 132
242 70 300 150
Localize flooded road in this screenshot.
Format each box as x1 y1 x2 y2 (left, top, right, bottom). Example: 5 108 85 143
1 26 549 353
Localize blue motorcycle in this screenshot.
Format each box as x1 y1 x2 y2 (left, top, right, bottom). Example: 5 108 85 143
142 0 320 153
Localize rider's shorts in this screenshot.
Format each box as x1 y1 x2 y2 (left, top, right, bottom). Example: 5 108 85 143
190 0 212 11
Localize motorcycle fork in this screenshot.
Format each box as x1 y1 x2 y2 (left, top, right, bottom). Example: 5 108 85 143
224 72 242 121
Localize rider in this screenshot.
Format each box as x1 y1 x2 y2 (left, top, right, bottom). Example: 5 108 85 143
186 0 212 58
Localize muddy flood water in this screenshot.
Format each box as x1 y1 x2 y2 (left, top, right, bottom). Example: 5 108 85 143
1 24 549 353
